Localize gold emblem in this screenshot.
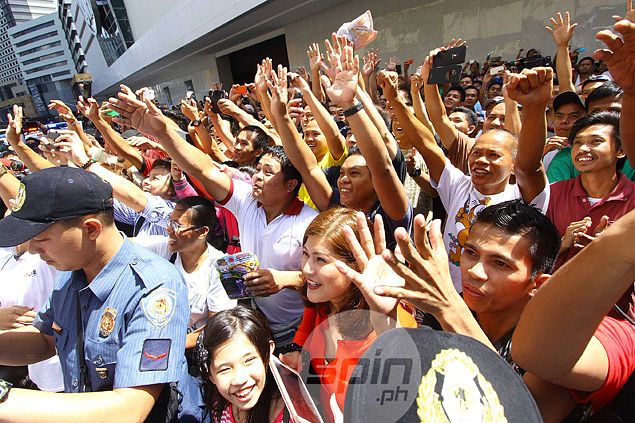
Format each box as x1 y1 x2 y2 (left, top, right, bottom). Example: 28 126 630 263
99 307 117 338
96 367 108 379
11 183 26 212
416 348 507 423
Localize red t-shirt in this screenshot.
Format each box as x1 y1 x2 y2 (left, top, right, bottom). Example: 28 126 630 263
571 316 635 409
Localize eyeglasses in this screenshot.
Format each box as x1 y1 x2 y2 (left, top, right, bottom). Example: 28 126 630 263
167 219 203 233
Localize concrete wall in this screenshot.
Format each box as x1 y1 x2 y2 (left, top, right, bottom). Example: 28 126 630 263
284 0 624 70
123 0 176 41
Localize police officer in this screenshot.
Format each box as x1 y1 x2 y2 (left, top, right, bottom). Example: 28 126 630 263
0 167 190 422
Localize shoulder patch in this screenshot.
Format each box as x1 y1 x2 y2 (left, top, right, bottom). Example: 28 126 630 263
139 339 171 372
142 287 176 329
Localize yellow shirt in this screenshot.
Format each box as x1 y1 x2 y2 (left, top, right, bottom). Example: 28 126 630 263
298 148 348 210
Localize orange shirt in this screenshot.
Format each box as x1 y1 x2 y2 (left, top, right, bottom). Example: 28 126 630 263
294 305 416 422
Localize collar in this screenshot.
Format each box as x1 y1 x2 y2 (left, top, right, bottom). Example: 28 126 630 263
257 196 305 216
572 173 632 202
85 235 134 302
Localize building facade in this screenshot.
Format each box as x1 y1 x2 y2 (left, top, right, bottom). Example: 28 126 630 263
0 0 57 120
8 11 76 116
57 0 623 103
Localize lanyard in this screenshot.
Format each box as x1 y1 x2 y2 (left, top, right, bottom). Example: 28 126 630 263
76 291 91 392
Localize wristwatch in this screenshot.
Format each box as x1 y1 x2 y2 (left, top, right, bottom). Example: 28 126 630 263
408 166 422 177
0 379 12 403
343 102 364 117
191 119 202 127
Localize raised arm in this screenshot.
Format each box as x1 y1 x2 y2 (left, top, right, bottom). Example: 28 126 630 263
409 71 435 134
513 208 635 391
546 11 578 93
361 49 381 105
254 58 278 133
108 90 231 201
5 106 54 171
594 11 635 159
307 43 326 103
379 70 446 184
269 69 333 211
291 72 346 160
48 100 94 152
54 132 151 212
502 73 522 137
78 96 144 170
421 50 461 149
323 47 408 221
505 68 551 203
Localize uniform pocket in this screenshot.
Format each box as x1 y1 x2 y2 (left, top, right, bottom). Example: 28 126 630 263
84 337 118 391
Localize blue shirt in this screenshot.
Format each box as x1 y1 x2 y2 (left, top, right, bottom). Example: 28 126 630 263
113 193 174 238
33 236 189 393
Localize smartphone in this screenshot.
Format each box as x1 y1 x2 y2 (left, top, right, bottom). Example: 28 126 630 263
235 85 248 95
433 45 467 67
490 65 505 75
215 252 259 299
209 89 227 114
45 130 60 142
269 356 324 423
427 64 462 85
143 89 155 101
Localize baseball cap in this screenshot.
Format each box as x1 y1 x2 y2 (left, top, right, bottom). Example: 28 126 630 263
553 91 585 112
580 75 611 90
344 327 541 422
0 167 113 247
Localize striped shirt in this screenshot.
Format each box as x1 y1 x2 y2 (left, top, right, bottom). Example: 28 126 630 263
33 236 189 392
113 193 174 238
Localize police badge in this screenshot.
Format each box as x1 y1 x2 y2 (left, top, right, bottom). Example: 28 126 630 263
99 307 117 338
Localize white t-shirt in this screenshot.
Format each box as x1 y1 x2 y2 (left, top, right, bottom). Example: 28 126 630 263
0 248 64 392
133 237 236 329
220 179 318 324
432 161 550 291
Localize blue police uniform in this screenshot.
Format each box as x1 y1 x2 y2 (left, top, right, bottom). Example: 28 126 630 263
33 236 190 414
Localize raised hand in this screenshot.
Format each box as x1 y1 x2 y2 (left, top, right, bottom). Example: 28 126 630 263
52 131 90 165
386 56 400 71
267 64 289 117
76 97 100 121
180 98 199 121
108 88 171 137
6 104 23 143
288 71 310 92
228 84 242 103
374 216 461 315
48 100 76 124
334 212 403 320
296 66 310 83
546 11 578 47
307 43 323 73
321 45 359 107
594 12 635 94
362 49 381 78
504 67 553 108
376 70 399 101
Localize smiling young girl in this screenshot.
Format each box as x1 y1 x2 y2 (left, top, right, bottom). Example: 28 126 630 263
198 306 290 423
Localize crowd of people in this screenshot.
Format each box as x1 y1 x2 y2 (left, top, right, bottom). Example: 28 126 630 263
0 3 634 422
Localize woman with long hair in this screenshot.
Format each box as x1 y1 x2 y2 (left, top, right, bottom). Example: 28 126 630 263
281 207 416 421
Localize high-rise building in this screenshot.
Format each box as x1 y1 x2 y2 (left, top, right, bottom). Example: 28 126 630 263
0 0 56 119
9 12 76 116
